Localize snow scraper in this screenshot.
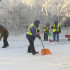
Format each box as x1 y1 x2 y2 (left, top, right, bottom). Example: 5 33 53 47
41 39 52 55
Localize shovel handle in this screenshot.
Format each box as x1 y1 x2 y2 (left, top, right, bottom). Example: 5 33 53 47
41 39 47 54
41 39 45 49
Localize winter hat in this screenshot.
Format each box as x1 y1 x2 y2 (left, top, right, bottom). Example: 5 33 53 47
46 23 49 26
34 19 40 27
54 21 58 24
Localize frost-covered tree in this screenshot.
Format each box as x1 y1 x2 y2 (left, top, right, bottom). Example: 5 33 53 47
0 0 70 35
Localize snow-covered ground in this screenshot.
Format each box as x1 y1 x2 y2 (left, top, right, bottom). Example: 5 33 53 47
0 29 70 70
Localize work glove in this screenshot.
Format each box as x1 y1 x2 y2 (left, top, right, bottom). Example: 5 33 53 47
59 30 61 33
37 29 40 35
51 26 53 29
37 29 40 32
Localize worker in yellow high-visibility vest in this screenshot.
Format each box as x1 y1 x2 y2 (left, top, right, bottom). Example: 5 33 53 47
26 19 41 55
43 23 49 41
51 21 61 42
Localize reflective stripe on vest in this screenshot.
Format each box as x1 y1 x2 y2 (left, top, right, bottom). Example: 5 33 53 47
53 24 59 32
27 23 37 35
44 26 49 31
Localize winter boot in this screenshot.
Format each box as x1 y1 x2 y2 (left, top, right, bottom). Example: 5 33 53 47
32 52 39 55
28 46 32 53
2 46 7 48
2 44 9 48
28 51 32 53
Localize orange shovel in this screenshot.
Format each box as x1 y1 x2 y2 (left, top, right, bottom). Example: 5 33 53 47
41 39 52 55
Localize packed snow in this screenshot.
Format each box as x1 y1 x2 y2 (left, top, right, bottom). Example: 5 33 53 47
0 28 70 70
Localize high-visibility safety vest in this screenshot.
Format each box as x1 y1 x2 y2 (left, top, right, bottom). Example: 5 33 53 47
52 24 59 32
44 25 49 32
27 23 37 35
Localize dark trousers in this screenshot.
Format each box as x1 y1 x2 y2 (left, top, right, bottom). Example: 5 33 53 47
3 36 9 47
28 40 36 53
44 33 48 41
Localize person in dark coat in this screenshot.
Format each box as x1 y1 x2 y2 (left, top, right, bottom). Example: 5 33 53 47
0 25 9 48
26 19 41 55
